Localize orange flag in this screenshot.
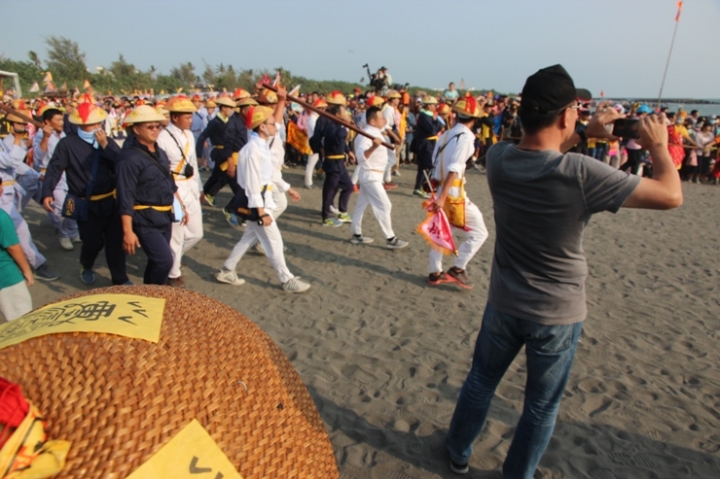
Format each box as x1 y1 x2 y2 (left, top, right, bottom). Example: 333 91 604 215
286 121 312 155
675 1 683 22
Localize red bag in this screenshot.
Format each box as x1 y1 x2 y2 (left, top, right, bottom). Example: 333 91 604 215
0 378 29 449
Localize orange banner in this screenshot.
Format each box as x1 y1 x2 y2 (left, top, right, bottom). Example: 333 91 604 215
286 121 312 155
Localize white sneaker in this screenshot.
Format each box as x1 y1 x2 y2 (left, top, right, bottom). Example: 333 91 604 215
282 277 311 293
71 235 82 244
215 269 245 286
350 234 374 244
59 237 74 251
255 243 266 255
386 237 409 249
329 205 339 215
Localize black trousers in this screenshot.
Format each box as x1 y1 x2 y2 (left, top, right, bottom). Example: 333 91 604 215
134 223 173 285
414 149 434 190
321 160 352 219
203 151 240 197
77 209 128 285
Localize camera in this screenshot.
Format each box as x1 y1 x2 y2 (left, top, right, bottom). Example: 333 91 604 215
183 163 194 179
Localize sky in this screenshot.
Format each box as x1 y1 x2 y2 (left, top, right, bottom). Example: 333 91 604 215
2 0 719 99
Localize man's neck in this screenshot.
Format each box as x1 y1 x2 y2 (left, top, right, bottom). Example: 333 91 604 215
138 138 156 152
517 130 564 152
169 122 184 132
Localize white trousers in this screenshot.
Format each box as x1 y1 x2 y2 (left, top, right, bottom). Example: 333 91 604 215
0 195 46 269
351 164 360 185
223 209 294 284
250 190 287 248
350 170 395 239
383 149 397 183
305 153 319 187
37 176 78 239
428 199 488 273
169 197 203 279
0 280 32 321
16 170 40 212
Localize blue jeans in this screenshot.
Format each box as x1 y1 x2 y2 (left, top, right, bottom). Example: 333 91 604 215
446 302 583 479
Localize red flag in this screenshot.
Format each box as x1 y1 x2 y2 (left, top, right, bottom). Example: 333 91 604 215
417 207 458 256
675 1 683 22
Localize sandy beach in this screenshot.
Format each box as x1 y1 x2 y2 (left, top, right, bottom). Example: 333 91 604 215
5 164 720 478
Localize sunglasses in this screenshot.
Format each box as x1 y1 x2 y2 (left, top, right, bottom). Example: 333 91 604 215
143 124 162 131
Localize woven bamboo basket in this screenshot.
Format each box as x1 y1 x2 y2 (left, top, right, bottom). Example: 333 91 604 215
0 286 339 479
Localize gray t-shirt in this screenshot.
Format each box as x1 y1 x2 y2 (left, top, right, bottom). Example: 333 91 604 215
486 142 640 325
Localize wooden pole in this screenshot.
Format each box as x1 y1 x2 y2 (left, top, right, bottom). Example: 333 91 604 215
261 84 394 149
0 103 42 128
657 15 681 109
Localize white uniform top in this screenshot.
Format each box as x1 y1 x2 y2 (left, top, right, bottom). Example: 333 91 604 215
238 132 276 210
157 122 202 202
354 125 388 172
0 138 26 196
32 129 65 171
381 105 396 142
269 122 290 193
306 113 318 138
431 123 475 198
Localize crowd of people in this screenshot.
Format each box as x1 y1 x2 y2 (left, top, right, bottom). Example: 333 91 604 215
0 62 702 477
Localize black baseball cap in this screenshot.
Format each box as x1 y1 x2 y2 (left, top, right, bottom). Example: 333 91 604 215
520 64 592 114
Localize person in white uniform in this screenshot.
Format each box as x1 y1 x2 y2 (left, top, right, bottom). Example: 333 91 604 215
33 106 80 251
2 112 40 212
304 98 327 189
382 91 402 189
0 117 58 282
428 96 489 290
350 106 409 250
156 96 204 287
215 106 310 294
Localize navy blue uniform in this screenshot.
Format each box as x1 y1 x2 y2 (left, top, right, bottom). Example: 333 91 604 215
312 118 352 219
414 112 442 190
116 136 177 285
201 115 235 198
42 135 128 284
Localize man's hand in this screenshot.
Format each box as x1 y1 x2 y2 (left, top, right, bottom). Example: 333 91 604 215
13 134 22 146
180 206 189 226
42 196 53 212
23 270 35 287
42 124 54 137
586 101 624 140
123 231 141 255
432 196 446 212
348 151 356 165
276 86 287 102
287 188 301 202
372 137 384 147
638 113 669 151
95 129 109 149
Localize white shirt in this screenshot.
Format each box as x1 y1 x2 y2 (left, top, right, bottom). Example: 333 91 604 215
432 123 475 197
157 122 202 199
32 129 65 171
382 105 396 141
354 125 388 172
306 113 319 138
238 132 276 210
269 122 290 193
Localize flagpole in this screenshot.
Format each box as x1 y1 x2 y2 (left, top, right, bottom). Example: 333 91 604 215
657 4 682 109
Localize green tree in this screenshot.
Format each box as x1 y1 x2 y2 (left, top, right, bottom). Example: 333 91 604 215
44 35 88 84
27 51 41 67
170 62 197 87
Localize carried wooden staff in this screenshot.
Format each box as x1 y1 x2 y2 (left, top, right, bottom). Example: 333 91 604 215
261 84 394 149
0 103 43 128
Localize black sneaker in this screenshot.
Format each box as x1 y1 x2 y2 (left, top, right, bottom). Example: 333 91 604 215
35 263 59 281
449 459 469 475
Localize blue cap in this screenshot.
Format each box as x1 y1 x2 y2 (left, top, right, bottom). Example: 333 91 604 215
637 104 652 114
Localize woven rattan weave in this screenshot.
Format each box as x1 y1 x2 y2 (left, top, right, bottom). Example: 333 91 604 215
0 285 339 479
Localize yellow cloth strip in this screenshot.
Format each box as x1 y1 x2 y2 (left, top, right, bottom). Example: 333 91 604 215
425 136 439 141
90 190 115 201
133 205 173 211
326 154 345 159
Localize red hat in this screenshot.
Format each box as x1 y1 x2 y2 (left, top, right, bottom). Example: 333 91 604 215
191 94 202 101
312 99 328 108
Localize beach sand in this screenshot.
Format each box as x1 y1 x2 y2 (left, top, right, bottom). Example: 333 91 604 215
5 165 720 478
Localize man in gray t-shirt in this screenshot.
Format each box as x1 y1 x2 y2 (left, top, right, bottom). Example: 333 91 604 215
444 64 682 478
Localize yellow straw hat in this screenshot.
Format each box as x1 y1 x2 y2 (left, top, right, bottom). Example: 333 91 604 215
258 89 278 105
422 96 438 105
68 95 107 125
236 96 259 107
245 105 274 129
165 95 198 113
232 88 252 101
326 91 347 106
214 94 236 108
451 95 483 118
205 99 217 108
124 105 167 124
366 95 385 107
437 103 452 115
386 90 401 100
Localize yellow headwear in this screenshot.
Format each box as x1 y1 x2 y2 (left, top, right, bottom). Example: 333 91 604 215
68 95 107 125
124 105 166 124
451 96 483 118
165 95 198 113
245 105 274 129
326 91 347 106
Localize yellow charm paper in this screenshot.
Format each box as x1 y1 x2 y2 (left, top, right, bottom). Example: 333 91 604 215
127 419 242 479
0 294 165 350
